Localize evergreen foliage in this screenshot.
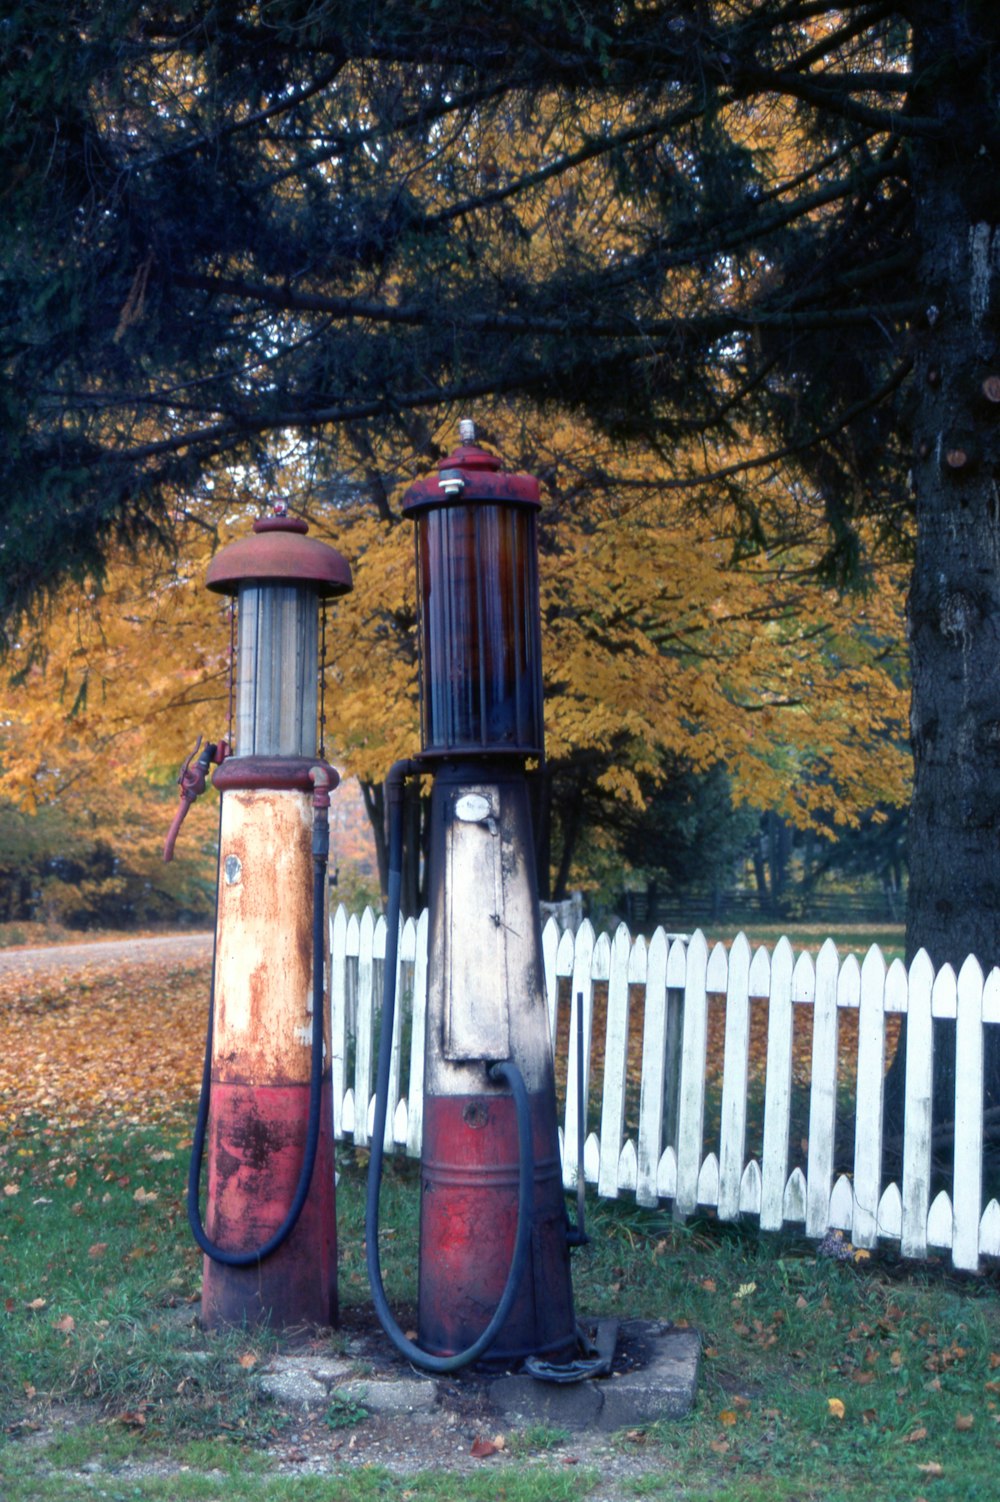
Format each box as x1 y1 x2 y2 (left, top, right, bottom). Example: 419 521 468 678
2 2 1000 967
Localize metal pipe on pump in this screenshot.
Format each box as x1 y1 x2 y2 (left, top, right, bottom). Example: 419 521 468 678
166 506 352 1329
367 421 579 1370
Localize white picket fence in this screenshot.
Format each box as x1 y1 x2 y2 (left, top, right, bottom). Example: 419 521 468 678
329 905 1000 1273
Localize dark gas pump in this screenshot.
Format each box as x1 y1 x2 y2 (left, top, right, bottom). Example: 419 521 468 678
166 506 352 1328
367 421 584 1372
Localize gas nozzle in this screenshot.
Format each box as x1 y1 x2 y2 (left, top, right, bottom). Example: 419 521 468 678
163 735 229 861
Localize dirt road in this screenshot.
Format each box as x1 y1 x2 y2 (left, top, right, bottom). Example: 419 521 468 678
0 930 213 977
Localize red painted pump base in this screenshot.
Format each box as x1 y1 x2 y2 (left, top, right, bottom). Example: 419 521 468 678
200 1080 337 1329
418 1091 577 1366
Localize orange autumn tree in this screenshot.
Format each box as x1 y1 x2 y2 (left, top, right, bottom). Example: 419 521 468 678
0 407 908 920
327 409 909 903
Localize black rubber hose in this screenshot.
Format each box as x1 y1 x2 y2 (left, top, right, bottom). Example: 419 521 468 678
365 760 536 1373
187 790 328 1267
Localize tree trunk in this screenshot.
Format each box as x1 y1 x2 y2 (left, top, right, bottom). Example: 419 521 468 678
530 764 553 902
907 5 1000 976
360 778 388 907
884 5 1000 1168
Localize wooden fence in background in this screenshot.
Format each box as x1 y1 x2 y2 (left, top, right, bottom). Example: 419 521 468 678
329 905 1000 1273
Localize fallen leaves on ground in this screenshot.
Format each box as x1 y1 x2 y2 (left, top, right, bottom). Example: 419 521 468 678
0 956 209 1131
470 1435 505 1459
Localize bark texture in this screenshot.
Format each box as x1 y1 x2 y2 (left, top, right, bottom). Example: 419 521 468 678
906 3 1000 974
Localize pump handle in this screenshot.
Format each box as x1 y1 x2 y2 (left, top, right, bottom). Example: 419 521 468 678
163 736 229 862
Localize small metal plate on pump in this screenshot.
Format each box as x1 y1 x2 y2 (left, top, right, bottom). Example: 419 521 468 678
224 854 243 886
455 792 491 823
444 786 509 1062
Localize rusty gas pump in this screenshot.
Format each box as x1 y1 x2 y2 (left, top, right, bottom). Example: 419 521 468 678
367 421 585 1372
166 505 351 1328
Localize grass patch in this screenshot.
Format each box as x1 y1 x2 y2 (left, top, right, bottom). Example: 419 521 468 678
5 1117 1000 1500
0 1116 283 1450
701 922 906 963
566 1201 1000 1500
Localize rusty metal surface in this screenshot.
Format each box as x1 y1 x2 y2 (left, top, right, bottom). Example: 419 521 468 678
206 519 352 597
443 784 509 1062
201 1079 337 1329
213 756 339 793
212 788 321 1086
402 438 540 514
418 1092 576 1364
423 768 554 1097
201 782 336 1328
416 763 576 1363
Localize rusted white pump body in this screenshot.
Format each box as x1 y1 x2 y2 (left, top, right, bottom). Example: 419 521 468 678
195 512 351 1328
398 426 579 1365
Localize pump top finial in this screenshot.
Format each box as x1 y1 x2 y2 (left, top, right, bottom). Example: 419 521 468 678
458 417 476 445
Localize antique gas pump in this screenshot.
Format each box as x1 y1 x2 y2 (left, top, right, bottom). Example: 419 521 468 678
367 421 581 1371
165 505 352 1328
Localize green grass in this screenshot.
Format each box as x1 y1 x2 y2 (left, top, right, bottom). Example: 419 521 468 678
5 1120 1000 1501
701 922 906 963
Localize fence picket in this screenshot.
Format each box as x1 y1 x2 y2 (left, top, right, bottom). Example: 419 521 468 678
542 916 560 1053
953 956 985 1271
379 913 407 1153
618 1139 638 1193
697 1151 720 1207
718 933 752 1221
406 910 429 1157
806 941 839 1238
760 938 793 1231
852 946 887 1248
927 1189 953 1249
674 930 709 1217
783 1166 807 1222
352 907 376 1148
829 1174 853 1230
636 928 670 1208
901 949 934 1258
598 923 633 1199
584 1130 601 1183
980 1199 1000 1257
563 921 595 1191
877 1182 902 1240
739 1159 762 1215
657 1145 678 1199
663 938 688 1153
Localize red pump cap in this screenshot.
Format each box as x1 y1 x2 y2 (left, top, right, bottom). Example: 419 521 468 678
402 421 540 514
205 512 353 598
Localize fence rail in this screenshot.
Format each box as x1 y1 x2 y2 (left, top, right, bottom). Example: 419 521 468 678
329 906 1000 1273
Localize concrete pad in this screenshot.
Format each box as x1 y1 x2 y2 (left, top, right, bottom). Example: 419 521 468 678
270 1354 355 1383
255 1320 700 1432
334 1377 438 1416
260 1368 329 1406
487 1321 700 1432
260 1353 354 1406
598 1322 701 1429
489 1373 604 1429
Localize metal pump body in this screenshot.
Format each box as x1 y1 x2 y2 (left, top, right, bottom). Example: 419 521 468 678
183 511 351 1328
399 426 578 1365
418 762 576 1362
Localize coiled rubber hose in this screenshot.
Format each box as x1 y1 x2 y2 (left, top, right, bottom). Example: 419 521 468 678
187 787 328 1266
365 760 535 1373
